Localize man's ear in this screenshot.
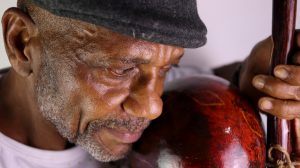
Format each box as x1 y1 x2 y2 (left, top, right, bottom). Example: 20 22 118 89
2 7 38 77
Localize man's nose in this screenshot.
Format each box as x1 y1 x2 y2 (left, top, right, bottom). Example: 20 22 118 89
122 71 163 120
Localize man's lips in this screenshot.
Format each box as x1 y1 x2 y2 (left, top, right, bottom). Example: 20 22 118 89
103 128 143 144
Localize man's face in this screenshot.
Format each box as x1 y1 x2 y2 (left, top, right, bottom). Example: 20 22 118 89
31 10 184 162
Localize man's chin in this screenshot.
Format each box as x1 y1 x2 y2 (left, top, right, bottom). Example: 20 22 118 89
73 119 148 162
75 131 133 162
94 143 132 162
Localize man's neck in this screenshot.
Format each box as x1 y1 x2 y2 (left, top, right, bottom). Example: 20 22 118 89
0 68 71 150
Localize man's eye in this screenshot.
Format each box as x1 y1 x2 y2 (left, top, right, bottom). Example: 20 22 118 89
110 67 136 76
161 65 172 72
159 65 172 77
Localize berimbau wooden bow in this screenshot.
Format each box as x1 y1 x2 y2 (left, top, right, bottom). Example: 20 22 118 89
267 0 300 167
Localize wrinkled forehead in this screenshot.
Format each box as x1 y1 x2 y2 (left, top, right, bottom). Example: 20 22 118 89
34 12 155 53
28 0 207 48
29 5 150 46
31 6 184 64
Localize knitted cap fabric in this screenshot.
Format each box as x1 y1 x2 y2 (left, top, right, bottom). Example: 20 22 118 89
30 0 207 48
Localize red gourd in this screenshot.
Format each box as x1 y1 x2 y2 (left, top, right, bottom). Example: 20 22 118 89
129 75 265 167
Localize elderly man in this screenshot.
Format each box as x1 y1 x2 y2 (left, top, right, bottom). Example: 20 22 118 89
0 0 300 167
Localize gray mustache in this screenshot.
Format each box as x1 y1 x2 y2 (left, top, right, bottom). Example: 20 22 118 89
87 117 151 133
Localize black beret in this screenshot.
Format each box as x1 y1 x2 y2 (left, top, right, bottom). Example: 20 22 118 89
30 0 207 48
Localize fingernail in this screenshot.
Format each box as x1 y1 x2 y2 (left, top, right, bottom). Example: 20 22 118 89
253 77 265 89
261 99 273 110
274 67 289 79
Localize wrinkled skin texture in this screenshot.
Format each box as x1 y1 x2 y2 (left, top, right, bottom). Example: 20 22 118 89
0 5 183 162
239 34 300 163
240 34 300 120
2 1 300 165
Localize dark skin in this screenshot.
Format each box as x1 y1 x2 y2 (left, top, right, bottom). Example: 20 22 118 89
216 35 300 122
240 36 300 120
219 36 300 157
0 3 300 162
0 7 59 148
0 6 183 160
239 36 300 157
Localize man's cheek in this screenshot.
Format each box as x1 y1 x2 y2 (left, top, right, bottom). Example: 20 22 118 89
81 85 129 114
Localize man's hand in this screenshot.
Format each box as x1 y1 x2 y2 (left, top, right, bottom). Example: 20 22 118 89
239 31 300 120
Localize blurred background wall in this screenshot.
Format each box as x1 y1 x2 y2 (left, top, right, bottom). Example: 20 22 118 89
0 0 299 69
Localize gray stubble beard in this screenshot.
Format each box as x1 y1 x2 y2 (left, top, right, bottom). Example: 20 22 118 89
34 49 150 162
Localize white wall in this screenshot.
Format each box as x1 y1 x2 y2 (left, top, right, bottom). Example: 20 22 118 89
183 0 273 68
182 0 300 68
0 0 299 69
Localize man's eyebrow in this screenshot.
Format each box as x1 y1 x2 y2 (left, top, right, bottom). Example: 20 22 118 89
88 57 151 67
117 58 151 64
